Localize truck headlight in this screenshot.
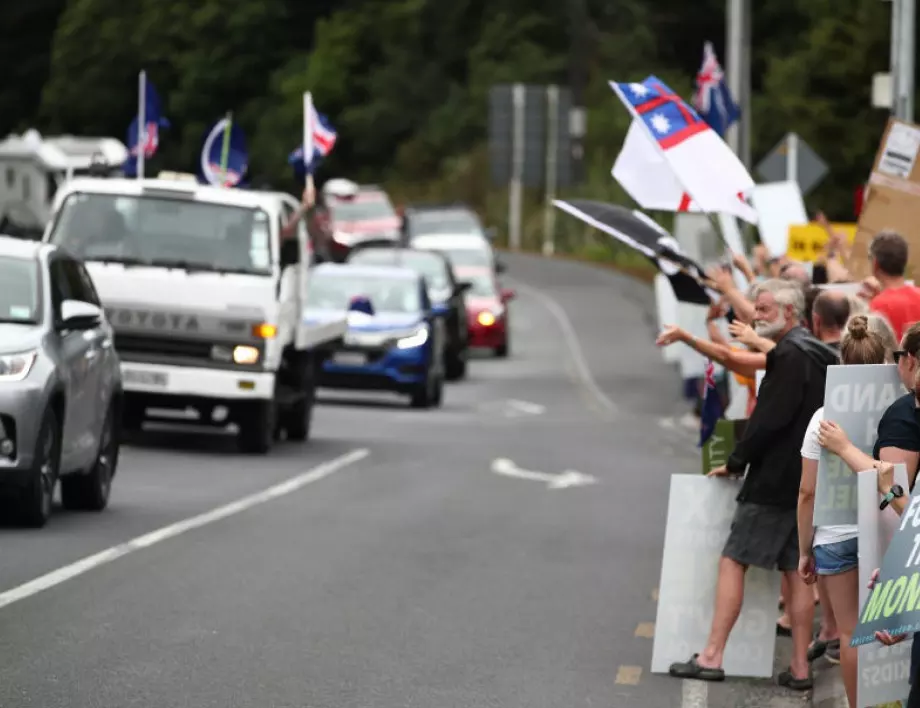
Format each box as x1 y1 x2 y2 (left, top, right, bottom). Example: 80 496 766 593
232 345 260 364
211 345 260 364
0 350 37 381
396 326 429 349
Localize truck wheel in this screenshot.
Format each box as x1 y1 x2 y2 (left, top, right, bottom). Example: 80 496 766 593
285 388 315 442
445 349 467 381
19 407 62 528
237 401 275 454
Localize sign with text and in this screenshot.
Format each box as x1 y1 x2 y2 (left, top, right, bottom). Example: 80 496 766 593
853 486 920 648
651 475 779 678
815 364 902 527
701 419 747 475
857 467 912 707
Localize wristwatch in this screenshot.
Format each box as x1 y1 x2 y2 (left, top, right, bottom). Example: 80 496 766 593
880 485 905 510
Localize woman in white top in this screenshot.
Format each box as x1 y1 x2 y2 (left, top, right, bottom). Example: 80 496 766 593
797 313 897 708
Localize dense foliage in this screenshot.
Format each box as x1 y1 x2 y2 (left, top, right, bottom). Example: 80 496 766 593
0 0 898 252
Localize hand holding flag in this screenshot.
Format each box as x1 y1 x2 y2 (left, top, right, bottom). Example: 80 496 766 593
290 94 337 180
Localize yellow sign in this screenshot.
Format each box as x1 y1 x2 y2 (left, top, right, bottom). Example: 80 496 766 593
786 223 857 262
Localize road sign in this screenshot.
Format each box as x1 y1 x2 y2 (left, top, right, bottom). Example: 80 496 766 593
755 132 829 195
488 84 574 188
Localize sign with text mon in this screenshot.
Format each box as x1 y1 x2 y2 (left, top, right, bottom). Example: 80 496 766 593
853 485 920 648
701 419 747 475
857 466 912 707
814 364 901 527
651 475 779 678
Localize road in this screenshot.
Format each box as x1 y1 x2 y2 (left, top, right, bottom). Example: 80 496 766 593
0 253 802 708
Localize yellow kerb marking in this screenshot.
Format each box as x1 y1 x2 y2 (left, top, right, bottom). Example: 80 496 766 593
635 622 655 638
615 665 643 685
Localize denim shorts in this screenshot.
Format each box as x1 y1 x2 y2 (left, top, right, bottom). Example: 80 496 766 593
813 537 859 575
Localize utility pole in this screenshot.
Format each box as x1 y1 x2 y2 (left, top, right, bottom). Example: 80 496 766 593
724 0 750 167
568 0 587 184
895 0 916 121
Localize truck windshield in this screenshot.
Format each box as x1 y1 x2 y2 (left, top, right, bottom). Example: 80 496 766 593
48 193 273 275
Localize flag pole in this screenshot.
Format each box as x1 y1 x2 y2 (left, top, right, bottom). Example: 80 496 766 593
219 111 233 186
303 91 315 197
137 70 146 180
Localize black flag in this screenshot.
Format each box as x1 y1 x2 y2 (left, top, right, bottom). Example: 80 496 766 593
553 199 715 305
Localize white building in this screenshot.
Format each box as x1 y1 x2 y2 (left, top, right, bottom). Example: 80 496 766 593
0 130 128 238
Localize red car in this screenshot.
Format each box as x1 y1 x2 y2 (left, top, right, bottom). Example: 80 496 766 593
457 267 515 357
325 185 401 261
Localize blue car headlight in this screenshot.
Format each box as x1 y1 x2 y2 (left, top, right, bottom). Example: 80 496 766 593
396 325 429 350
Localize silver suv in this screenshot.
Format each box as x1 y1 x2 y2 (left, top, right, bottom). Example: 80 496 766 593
0 236 122 527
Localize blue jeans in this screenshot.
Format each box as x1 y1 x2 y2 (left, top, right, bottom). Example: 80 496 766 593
813 537 858 575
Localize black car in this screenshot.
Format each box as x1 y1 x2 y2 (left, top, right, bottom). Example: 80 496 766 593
347 242 471 380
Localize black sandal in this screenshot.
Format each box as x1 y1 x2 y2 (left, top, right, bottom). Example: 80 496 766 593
777 668 813 691
807 638 840 662
669 654 726 682
776 622 791 637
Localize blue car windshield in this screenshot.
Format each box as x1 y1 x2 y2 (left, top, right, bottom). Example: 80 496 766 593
307 273 421 314
0 256 40 324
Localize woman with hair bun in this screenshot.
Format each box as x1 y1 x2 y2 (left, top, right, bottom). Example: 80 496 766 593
796 313 896 706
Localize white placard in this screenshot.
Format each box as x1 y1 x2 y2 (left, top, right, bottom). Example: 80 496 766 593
651 475 780 678
751 181 809 257
856 466 912 707
878 122 920 179
655 274 680 364
677 303 724 379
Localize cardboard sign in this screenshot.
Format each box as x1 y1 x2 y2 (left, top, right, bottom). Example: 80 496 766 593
786 222 857 263
651 475 779 678
814 364 902 527
857 466 912 707
853 485 920 648
701 419 747 475
848 119 920 280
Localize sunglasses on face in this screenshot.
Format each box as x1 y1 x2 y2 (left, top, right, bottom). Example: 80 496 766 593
895 350 912 363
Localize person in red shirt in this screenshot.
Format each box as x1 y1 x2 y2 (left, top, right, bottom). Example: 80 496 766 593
867 230 920 339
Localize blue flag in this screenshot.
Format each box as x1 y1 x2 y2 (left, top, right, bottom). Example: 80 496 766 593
691 42 740 138
198 116 249 187
123 75 170 177
698 360 724 448
288 110 337 179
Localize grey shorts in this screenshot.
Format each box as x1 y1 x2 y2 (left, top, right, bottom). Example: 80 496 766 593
722 502 799 571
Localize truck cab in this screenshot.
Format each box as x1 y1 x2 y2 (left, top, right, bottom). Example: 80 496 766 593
42 177 347 454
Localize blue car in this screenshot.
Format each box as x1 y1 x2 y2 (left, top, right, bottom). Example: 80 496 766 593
304 263 447 408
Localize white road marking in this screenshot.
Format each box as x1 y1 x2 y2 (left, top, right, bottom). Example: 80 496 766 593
680 678 709 708
490 457 597 489
0 448 370 612
507 278 618 416
505 399 546 416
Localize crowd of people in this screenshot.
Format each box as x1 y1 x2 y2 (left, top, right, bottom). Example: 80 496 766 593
655 225 920 707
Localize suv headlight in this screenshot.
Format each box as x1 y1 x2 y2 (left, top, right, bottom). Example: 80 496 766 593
396 325 429 349
0 350 37 381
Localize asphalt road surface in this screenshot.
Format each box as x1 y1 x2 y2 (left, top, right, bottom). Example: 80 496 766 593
0 253 804 708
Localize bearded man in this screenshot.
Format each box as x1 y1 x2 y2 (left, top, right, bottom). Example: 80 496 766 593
669 279 839 690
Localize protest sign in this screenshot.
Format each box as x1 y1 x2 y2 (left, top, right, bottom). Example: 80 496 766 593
853 483 920 649
814 364 901 527
857 466 912 707
701 419 747 475
651 475 779 677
